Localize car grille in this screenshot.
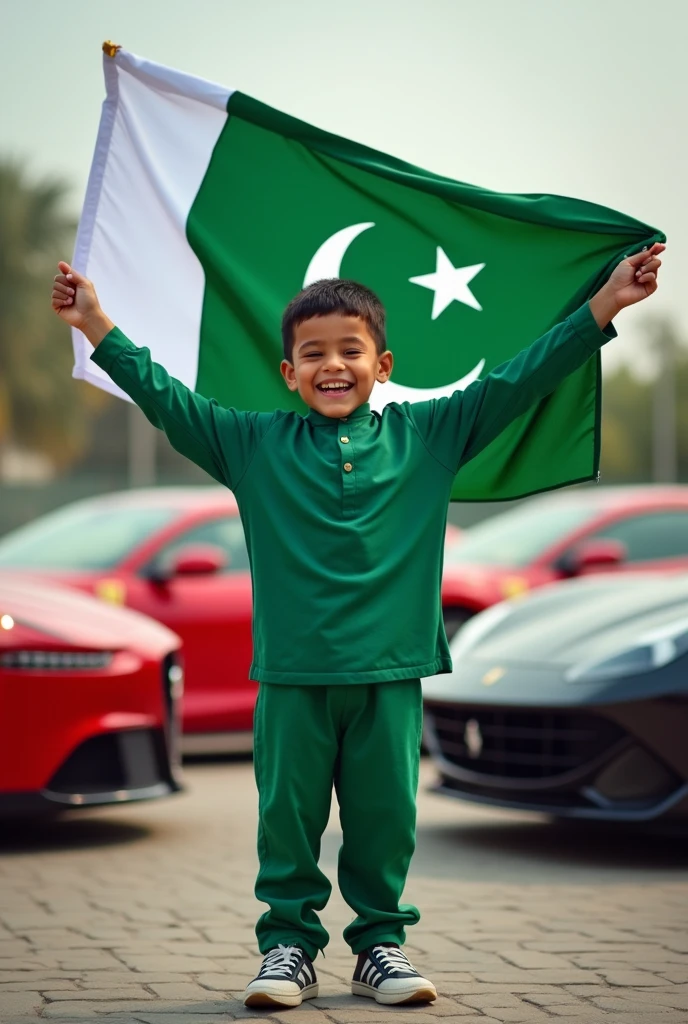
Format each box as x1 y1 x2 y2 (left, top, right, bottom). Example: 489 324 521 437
425 703 627 781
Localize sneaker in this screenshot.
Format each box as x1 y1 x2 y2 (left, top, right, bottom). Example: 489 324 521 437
243 944 318 1008
352 943 437 1005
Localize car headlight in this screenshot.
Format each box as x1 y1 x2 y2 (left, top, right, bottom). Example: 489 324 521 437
168 661 184 697
566 617 688 682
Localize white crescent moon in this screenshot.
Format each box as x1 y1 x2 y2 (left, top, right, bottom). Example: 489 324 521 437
303 222 375 285
302 223 486 407
369 360 485 412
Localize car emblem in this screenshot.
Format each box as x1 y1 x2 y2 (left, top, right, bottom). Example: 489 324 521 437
481 666 506 686
464 718 483 759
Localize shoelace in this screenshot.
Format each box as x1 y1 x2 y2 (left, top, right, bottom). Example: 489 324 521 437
259 943 302 977
373 945 415 975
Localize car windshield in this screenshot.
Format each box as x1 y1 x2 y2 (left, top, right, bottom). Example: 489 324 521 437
0 503 178 570
444 502 598 567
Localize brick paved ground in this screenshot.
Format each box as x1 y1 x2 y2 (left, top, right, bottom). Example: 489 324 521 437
1 759 687 1024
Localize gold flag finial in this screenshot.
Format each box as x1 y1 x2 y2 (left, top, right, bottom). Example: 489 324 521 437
102 41 121 58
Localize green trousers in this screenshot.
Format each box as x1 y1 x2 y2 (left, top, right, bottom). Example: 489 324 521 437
253 680 423 959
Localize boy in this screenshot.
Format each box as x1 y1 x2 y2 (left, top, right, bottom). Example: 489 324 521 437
52 243 663 1008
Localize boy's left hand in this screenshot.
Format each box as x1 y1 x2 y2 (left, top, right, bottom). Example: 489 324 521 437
589 242 665 328
607 242 665 308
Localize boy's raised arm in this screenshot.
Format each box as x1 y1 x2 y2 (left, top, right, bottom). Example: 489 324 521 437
52 262 263 489
408 244 665 475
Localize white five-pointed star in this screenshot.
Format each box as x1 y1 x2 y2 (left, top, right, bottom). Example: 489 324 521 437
409 247 485 319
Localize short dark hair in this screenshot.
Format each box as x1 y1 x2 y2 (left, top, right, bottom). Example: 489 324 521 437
281 279 386 361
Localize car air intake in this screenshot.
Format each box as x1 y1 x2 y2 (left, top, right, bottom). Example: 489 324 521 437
590 746 679 803
425 703 627 781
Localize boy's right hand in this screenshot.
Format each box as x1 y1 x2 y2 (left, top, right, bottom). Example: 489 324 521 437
51 261 114 346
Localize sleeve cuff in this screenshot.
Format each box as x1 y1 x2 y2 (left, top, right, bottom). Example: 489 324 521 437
90 326 133 373
567 301 617 353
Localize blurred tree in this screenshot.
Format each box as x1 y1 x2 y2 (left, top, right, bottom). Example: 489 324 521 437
600 317 687 484
0 160 109 473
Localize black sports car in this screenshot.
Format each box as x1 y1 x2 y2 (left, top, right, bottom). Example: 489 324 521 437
422 573 688 821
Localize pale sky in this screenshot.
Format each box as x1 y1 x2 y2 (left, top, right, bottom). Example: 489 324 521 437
3 0 686 376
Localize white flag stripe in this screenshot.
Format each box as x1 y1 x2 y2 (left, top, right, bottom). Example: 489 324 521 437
71 49 234 399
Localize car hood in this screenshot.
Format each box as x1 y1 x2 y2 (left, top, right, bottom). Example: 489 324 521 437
449 573 688 668
0 573 179 656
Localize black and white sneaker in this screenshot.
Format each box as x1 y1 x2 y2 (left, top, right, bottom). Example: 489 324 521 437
243 944 318 1008
352 943 437 1005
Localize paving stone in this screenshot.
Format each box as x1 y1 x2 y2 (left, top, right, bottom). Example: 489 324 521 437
598 968 667 986
0 940 31 957
42 1001 233 1018
425 972 474 982
0 979 78 992
113 954 222 972
81 973 185 986
154 942 245 958
459 993 532 1008
54 952 125 970
270 1012 340 1024
42 986 153 1000
472 969 598 984
469 1009 551 1023
134 1017 252 1024
542 1007 599 1018
323 1014 487 1024
415 996 480 1016
194 972 249 991
590 996 677 1013
658 968 688 982
147 982 217 999
0 990 44 1013
41 1002 169 1018
0 956 56 970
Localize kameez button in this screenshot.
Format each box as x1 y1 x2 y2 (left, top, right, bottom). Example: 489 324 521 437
343 462 353 473
340 436 350 443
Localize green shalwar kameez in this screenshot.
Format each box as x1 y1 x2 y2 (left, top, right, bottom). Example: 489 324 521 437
92 302 614 957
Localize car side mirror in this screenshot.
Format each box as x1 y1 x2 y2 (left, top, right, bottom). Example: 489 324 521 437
556 538 627 577
171 543 228 577
149 543 228 582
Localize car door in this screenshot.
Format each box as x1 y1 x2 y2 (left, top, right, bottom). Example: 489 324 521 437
134 515 255 736
576 509 688 574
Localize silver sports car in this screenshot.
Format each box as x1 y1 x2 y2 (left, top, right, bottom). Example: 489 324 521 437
422 574 688 821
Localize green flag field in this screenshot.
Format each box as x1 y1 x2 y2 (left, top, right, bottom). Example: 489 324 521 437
72 47 664 499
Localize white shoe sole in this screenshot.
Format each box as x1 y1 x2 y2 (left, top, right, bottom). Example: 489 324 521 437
352 979 437 1005
244 980 318 1008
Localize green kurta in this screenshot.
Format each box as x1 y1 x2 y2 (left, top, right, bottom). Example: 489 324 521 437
91 302 615 685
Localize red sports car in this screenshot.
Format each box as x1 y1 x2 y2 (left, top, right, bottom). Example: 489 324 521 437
0 489 253 753
441 485 688 638
0 488 462 752
0 575 182 814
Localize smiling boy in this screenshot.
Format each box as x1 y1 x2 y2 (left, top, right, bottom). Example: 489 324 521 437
52 244 663 1008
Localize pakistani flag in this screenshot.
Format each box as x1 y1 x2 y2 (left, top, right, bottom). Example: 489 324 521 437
73 45 664 500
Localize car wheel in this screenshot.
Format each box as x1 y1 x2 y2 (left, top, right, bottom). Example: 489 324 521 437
442 606 473 642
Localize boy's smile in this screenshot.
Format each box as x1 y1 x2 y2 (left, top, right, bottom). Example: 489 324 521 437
281 314 393 418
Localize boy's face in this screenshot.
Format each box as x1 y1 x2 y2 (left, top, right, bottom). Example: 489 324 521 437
281 314 394 418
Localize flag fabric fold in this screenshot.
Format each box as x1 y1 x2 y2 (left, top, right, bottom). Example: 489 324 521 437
73 48 664 500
